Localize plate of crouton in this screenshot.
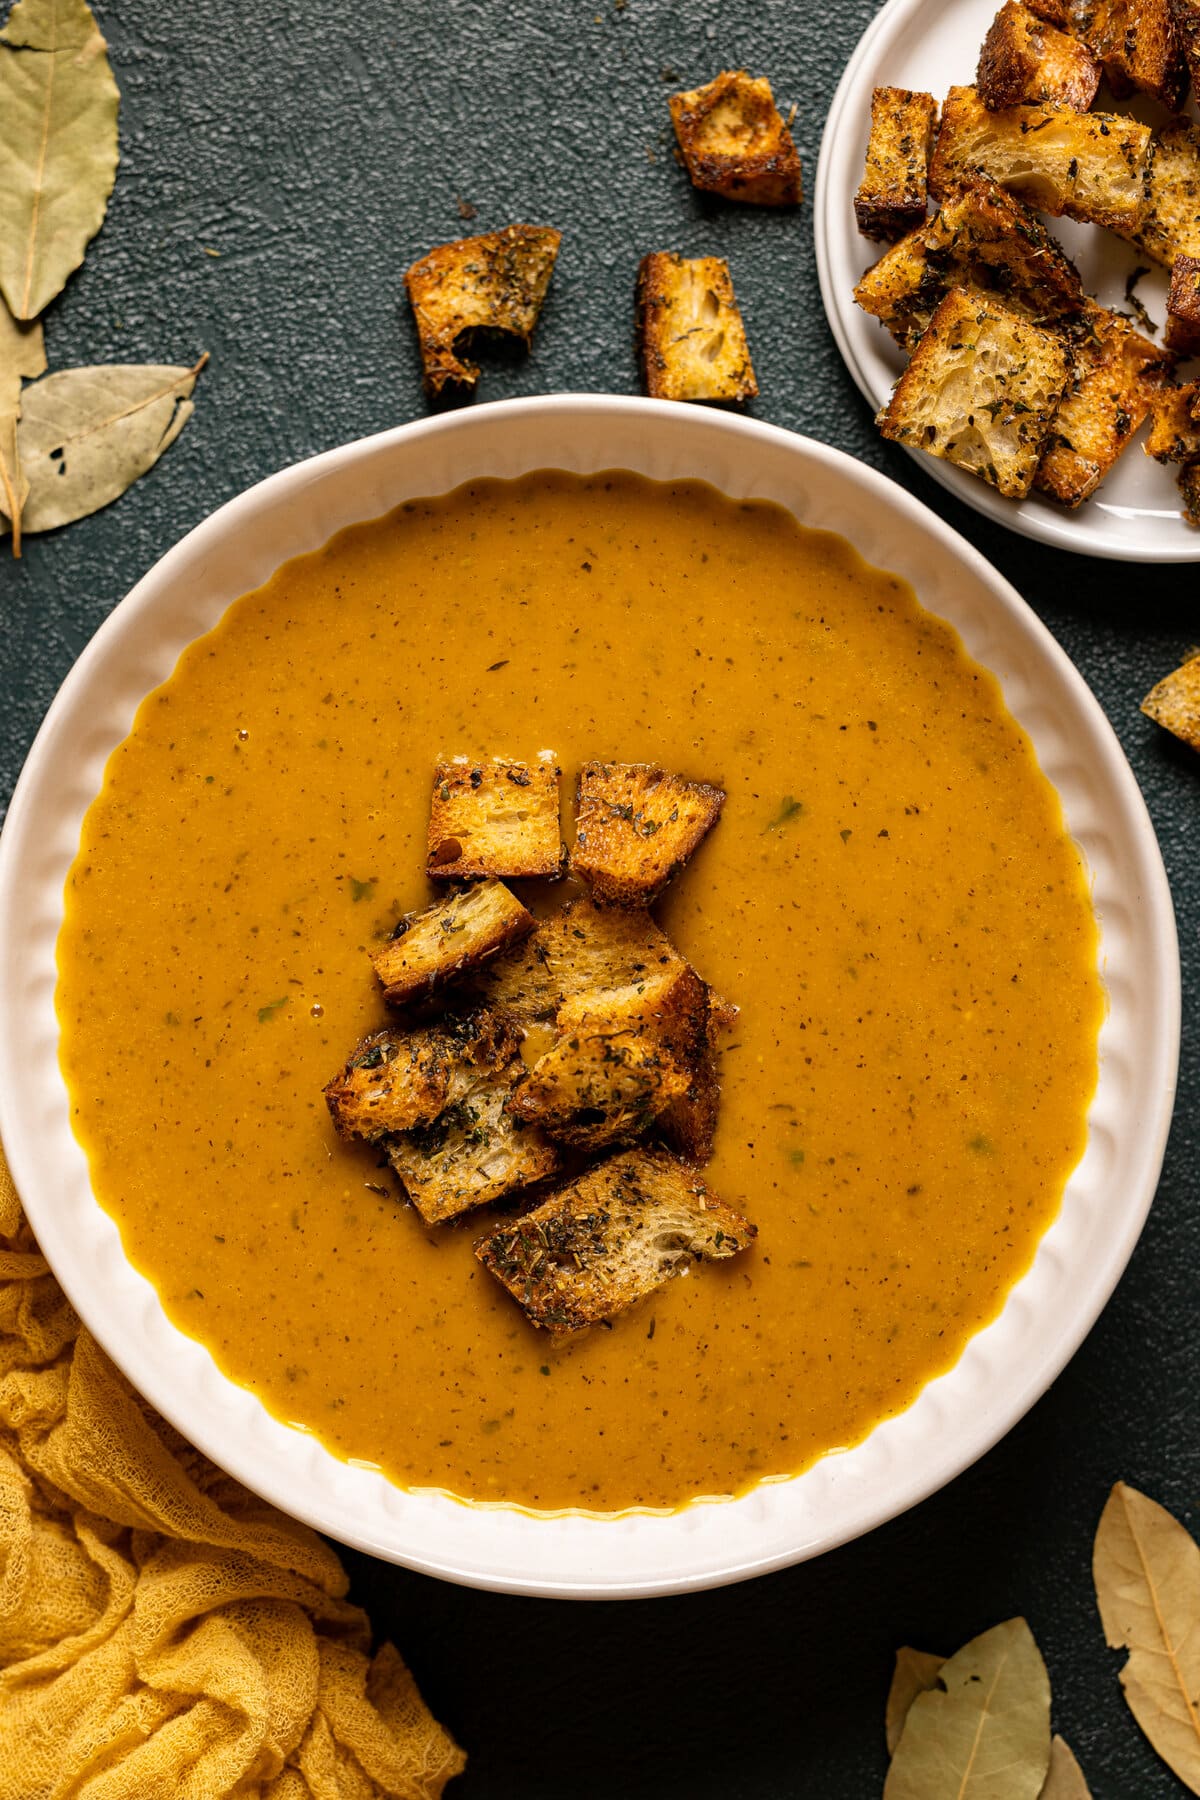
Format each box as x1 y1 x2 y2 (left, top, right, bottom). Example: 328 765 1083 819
815 0 1200 558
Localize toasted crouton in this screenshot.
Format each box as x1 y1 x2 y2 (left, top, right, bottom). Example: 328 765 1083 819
324 1027 450 1141
370 878 534 1006
854 87 939 241
1069 0 1187 107
635 254 757 403
385 1008 559 1223
854 178 1085 349
404 225 561 400
1144 380 1200 459
427 755 563 881
472 893 685 1025
1028 0 1071 17
1179 460 1200 524
878 288 1070 498
659 988 737 1164
475 1146 755 1332
1142 651 1200 747
668 70 802 206
1036 304 1169 508
929 86 1151 232
572 763 725 907
978 2 1101 110
1170 0 1200 96
507 965 707 1151
1122 122 1200 271
1167 256 1200 358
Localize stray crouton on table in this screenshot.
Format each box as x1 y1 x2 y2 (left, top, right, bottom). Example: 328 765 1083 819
669 69 803 206
635 253 757 403
1142 650 1200 751
404 224 560 401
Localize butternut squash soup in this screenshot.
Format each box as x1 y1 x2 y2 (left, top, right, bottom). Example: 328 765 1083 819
56 472 1102 1513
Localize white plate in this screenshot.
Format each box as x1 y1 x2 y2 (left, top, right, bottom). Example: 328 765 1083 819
0 397 1180 1596
814 0 1200 561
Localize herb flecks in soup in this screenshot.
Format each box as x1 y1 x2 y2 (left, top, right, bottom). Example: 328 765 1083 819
57 472 1102 1512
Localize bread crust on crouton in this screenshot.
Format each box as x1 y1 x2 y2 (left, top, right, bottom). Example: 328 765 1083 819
1036 304 1170 508
669 69 802 206
1166 255 1200 358
1144 381 1200 460
878 288 1070 498
507 965 707 1151
324 1027 450 1141
1122 122 1200 271
1070 0 1187 107
854 87 939 241
475 1146 755 1332
572 762 725 907
404 225 561 399
1142 651 1200 746
1179 460 1200 524
635 254 757 403
370 878 535 1007
930 86 1151 232
472 893 685 1025
978 2 1101 110
659 987 738 1164
1170 0 1200 96
427 755 563 881
1026 0 1071 21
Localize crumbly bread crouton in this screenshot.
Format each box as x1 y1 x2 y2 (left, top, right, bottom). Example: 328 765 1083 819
507 965 707 1151
658 987 737 1164
1144 380 1200 459
1026 0 1072 22
472 893 685 1025
370 878 534 1006
1167 256 1200 358
668 69 802 206
427 755 563 881
1170 0 1200 97
854 87 939 241
978 2 1101 110
572 762 725 906
635 254 757 402
929 86 1151 232
854 177 1085 349
1123 122 1200 270
1069 0 1187 107
1035 304 1169 508
1179 460 1200 524
878 288 1070 498
324 1027 450 1141
1142 651 1200 746
475 1146 755 1332
386 1009 559 1223
404 225 561 399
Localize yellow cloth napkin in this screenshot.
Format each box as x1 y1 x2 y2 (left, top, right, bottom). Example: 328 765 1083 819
0 1153 465 1799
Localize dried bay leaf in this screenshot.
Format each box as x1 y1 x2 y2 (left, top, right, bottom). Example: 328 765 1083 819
0 295 46 551
1039 1735 1092 1798
4 356 206 535
884 1617 1051 1799
0 0 119 320
1094 1481 1200 1794
885 1647 945 1755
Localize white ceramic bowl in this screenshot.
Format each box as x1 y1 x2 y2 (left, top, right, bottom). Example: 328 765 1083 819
0 397 1180 1597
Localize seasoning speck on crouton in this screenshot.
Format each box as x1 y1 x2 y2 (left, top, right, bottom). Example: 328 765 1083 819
878 288 1070 498
1069 0 1187 108
324 1027 450 1141
1170 0 1200 97
1166 256 1200 358
1121 121 1200 271
1036 303 1169 509
404 224 561 400
475 1146 755 1332
371 878 534 1007
635 253 757 403
978 1 1101 110
472 893 685 1025
427 755 563 881
572 761 725 907
668 69 802 206
1142 651 1200 748
854 87 939 242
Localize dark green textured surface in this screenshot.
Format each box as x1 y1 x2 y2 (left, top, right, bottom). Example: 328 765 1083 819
4 0 1197 1793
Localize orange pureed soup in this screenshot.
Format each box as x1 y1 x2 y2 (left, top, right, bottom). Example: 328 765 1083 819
57 472 1102 1512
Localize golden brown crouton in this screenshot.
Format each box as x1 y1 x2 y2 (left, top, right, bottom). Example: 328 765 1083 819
1070 0 1187 107
472 893 685 1025
853 177 1085 349
635 254 757 403
507 965 707 1151
978 2 1101 110
572 762 725 907
475 1146 756 1332
324 1026 450 1141
1142 651 1200 746
878 288 1070 498
370 878 534 1007
1170 0 1200 96
386 1008 559 1223
929 86 1151 232
1144 380 1200 459
1166 255 1200 358
1035 304 1169 508
854 87 939 241
1179 460 1200 524
668 70 802 207
404 225 561 400
427 755 563 881
659 988 738 1164
1028 0 1072 18
1122 122 1200 271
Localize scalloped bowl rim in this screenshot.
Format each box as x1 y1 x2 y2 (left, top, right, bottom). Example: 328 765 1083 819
0 396 1180 1597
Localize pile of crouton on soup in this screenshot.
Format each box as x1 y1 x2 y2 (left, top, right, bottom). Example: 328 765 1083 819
324 756 756 1336
853 0 1200 523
